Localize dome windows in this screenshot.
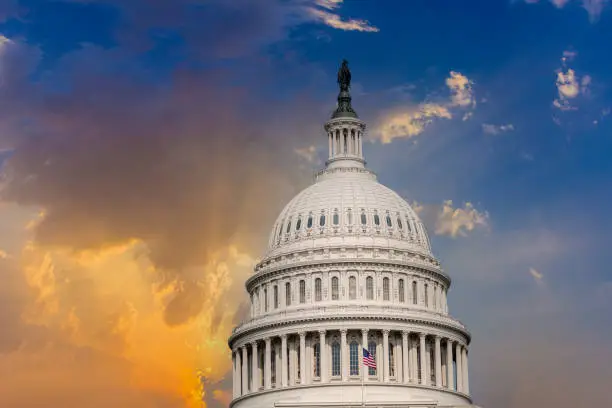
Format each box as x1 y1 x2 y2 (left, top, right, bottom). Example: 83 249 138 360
386 214 392 228
366 276 374 300
397 217 403 230
319 214 326 227
315 278 322 302
360 212 367 225
331 276 339 300
307 215 313 229
333 211 339 226
296 217 302 231
286 220 292 234
383 277 390 301
373 213 380 226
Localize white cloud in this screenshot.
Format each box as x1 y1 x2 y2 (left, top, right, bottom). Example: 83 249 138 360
482 123 515 135
375 71 475 143
524 0 609 22
529 267 544 282
306 0 379 32
294 145 319 163
413 200 489 238
553 52 591 111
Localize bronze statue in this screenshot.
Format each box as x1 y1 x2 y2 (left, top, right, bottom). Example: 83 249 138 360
337 59 351 92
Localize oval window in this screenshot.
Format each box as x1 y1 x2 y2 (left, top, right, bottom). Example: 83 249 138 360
397 217 403 229
320 215 326 226
296 218 302 230
361 213 367 225
307 216 313 228
333 213 339 225
286 221 291 233
386 215 392 227
374 214 380 226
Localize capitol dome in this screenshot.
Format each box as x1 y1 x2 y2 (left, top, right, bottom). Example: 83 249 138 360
266 165 432 259
228 61 480 408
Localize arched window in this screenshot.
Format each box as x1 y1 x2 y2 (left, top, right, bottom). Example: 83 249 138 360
299 280 306 304
367 340 377 376
315 278 322 302
274 285 279 309
331 341 341 377
399 279 405 303
286 221 291 234
350 341 360 375
307 215 313 229
366 276 374 300
285 282 291 306
313 343 321 378
374 214 380 226
333 212 339 225
412 281 418 305
331 277 339 300
296 217 302 231
424 283 429 307
349 276 357 300
319 214 326 227
386 214 392 227
264 288 268 312
361 213 367 225
389 342 395 377
397 217 403 230
383 277 390 301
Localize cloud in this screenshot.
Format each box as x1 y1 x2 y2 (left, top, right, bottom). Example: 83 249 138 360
413 200 489 238
529 267 544 282
482 123 515 135
294 145 319 163
523 0 610 22
305 0 379 32
553 52 591 112
375 71 475 143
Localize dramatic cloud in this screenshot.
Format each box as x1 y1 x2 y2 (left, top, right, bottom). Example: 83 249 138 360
482 123 515 135
294 145 320 164
523 0 610 21
0 25 314 407
307 0 379 32
375 72 475 143
413 200 489 238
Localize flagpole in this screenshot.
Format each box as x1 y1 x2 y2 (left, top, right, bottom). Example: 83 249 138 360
361 367 364 408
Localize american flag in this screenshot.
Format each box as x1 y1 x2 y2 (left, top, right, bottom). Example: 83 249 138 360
363 348 376 369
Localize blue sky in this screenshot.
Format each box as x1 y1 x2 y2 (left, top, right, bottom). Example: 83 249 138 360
0 1 611 407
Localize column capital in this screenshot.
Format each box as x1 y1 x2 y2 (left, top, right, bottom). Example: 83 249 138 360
318 329 326 336
402 330 409 336
281 333 288 340
251 340 258 347
382 329 390 335
298 331 306 338
434 335 441 341
340 328 348 335
419 332 427 339
241 344 247 350
265 337 272 345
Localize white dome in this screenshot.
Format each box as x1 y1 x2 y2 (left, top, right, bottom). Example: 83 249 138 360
264 165 432 260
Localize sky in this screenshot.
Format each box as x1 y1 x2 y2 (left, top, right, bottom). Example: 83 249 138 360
0 0 611 407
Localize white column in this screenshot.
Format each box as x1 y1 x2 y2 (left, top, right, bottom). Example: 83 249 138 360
361 329 368 382
383 330 390 382
341 329 348 381
252 342 259 391
319 330 327 383
300 332 306 384
241 346 248 393
236 349 242 396
419 334 427 385
434 336 442 387
455 342 463 392
328 132 333 159
402 331 409 384
264 338 272 389
446 339 454 390
289 337 295 385
462 347 469 394
232 351 237 398
281 335 288 387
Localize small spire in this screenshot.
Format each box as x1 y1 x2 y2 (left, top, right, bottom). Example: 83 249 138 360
332 59 358 119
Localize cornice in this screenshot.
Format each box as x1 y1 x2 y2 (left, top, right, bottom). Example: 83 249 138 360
228 310 471 349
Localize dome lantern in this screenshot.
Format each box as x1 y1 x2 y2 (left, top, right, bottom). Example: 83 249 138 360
325 59 366 169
